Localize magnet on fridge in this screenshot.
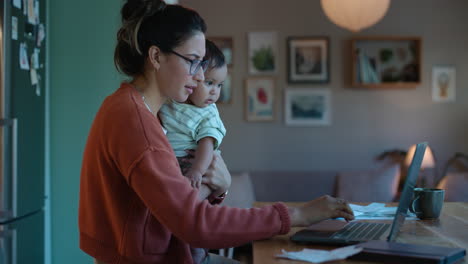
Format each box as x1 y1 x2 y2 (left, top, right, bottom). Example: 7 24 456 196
32 48 40 69
12 16 18 40
23 0 27 15
37 24 46 47
13 0 22 9
30 68 38 85
36 75 42 96
27 0 36 24
34 0 40 25
19 43 30 70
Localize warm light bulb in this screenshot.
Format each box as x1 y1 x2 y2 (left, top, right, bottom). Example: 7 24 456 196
321 0 391 32
405 144 435 169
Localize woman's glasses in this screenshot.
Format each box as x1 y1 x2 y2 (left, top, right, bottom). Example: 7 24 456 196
170 50 208 76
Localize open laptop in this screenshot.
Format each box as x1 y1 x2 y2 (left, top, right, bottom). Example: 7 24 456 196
290 142 427 246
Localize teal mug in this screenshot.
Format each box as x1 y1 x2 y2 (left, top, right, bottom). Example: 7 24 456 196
410 188 445 219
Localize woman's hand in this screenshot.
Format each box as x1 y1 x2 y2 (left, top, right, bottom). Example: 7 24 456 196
202 151 231 196
183 150 231 197
288 195 355 227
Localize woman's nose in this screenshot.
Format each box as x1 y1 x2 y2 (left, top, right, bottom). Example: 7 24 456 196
194 68 205 82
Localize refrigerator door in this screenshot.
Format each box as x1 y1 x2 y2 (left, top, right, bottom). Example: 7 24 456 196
0 228 15 264
1 0 46 263
0 119 17 222
1 0 46 220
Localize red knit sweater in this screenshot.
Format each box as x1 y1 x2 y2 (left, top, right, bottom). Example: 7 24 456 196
79 83 291 264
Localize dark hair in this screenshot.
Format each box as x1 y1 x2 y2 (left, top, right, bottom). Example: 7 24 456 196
114 0 207 77
204 39 226 70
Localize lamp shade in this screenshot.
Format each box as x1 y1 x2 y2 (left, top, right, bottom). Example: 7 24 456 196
405 144 435 169
320 0 391 32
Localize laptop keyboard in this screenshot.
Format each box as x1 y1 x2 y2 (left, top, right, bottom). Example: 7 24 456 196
331 222 390 241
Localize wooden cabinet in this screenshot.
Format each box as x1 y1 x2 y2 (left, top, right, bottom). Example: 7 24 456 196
351 36 422 88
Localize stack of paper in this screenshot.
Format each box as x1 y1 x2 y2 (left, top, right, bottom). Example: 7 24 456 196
350 203 417 220
277 246 363 263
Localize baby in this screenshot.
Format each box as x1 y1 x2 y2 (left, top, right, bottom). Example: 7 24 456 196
159 39 228 188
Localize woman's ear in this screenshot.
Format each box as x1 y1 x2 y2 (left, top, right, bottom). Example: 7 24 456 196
148 46 162 70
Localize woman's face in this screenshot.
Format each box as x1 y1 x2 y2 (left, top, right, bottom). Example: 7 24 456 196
157 32 206 103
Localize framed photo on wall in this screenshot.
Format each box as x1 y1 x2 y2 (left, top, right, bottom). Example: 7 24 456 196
284 88 331 126
432 65 456 102
287 37 330 83
217 71 232 104
248 31 278 75
245 77 275 121
209 37 234 67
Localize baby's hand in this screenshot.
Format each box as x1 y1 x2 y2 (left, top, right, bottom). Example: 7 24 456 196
185 170 203 189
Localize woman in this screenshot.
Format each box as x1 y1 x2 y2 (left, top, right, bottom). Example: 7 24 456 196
78 1 354 263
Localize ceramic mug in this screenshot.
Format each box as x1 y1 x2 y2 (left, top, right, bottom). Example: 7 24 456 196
410 188 445 219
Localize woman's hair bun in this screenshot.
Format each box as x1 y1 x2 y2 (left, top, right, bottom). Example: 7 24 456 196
121 0 166 22
119 0 167 55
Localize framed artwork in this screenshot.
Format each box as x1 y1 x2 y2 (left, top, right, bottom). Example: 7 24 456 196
351 37 421 88
288 37 330 83
432 65 456 102
284 88 331 126
209 37 234 67
248 31 278 75
245 77 275 121
217 72 232 104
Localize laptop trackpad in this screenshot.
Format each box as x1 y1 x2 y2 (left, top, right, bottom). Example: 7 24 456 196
306 219 348 232
291 220 354 245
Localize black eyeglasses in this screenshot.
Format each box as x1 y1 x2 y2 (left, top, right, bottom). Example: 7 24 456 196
169 50 209 76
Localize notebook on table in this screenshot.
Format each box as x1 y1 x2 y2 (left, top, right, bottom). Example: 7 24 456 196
350 240 466 264
290 142 427 246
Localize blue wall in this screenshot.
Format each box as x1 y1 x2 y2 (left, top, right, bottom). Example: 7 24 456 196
49 0 121 263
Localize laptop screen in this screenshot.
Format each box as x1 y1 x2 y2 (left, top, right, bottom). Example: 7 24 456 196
387 142 427 242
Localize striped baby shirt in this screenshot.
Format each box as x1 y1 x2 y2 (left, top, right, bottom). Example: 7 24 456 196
159 100 226 157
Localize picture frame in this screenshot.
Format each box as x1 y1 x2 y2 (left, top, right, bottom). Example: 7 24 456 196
288 37 330 83
248 31 278 75
217 71 232 104
209 37 234 67
245 77 275 121
432 65 456 102
284 88 331 126
350 36 422 88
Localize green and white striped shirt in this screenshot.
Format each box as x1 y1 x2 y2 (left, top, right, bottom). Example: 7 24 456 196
159 101 226 157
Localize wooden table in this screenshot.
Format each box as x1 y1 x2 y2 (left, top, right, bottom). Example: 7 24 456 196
253 202 468 264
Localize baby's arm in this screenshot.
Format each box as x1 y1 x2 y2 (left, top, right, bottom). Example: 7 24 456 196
185 137 215 189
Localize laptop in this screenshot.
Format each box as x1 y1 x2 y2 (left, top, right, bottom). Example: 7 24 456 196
290 142 427 246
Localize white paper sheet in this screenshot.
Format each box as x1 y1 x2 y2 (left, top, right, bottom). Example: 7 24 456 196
350 203 418 220
277 245 362 263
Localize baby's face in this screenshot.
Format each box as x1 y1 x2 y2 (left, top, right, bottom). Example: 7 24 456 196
189 65 227 108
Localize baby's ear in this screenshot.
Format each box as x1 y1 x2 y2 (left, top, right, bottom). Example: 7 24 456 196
148 45 162 70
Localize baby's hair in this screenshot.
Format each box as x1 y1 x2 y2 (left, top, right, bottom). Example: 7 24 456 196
114 0 207 77
204 39 226 71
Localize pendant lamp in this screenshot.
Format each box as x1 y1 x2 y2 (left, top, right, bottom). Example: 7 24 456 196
320 0 391 32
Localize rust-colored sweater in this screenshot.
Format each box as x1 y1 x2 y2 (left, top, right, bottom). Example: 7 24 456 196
79 83 290 264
